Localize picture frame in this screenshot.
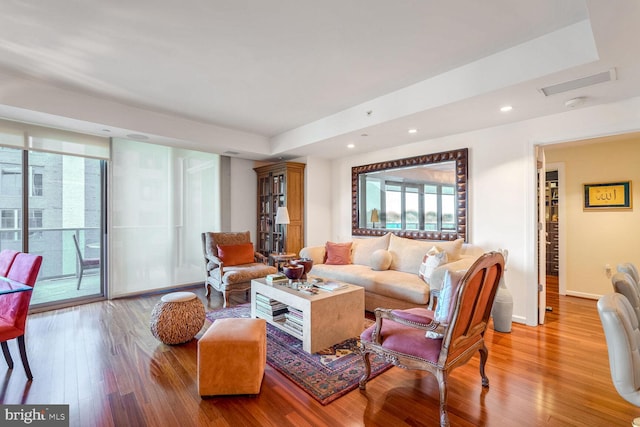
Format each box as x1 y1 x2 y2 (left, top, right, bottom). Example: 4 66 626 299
583 181 632 210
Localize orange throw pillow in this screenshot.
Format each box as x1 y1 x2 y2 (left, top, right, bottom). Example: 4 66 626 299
325 241 352 265
217 243 255 266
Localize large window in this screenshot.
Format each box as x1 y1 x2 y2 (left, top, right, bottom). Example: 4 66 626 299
110 138 220 297
0 120 109 308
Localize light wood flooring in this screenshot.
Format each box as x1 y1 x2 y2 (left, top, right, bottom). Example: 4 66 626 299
0 281 636 426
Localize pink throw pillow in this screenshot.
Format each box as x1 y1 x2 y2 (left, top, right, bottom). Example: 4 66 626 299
324 241 352 265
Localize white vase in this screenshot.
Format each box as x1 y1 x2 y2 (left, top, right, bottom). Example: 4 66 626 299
492 249 513 333
492 276 513 332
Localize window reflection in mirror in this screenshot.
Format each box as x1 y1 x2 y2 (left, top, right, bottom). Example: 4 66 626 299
360 162 455 231
352 148 467 241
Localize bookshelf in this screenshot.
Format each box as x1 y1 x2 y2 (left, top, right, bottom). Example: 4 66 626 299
545 170 559 276
254 162 305 257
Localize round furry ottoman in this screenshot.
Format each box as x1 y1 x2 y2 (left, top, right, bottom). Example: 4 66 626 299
150 291 205 345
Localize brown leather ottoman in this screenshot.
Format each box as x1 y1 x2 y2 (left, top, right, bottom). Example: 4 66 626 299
197 318 266 396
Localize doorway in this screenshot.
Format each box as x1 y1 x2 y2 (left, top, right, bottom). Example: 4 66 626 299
545 169 559 313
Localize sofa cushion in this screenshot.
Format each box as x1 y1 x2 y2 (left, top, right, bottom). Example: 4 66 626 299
387 235 433 274
310 264 430 305
299 245 325 265
212 263 278 285
427 257 478 292
370 249 392 271
388 235 464 274
325 241 352 265
434 238 464 261
352 233 391 265
217 243 254 266
418 247 448 282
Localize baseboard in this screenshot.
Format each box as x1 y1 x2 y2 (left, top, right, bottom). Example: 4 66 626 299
511 315 527 324
565 290 601 300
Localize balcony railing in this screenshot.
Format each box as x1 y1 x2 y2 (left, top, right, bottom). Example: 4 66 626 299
1 227 103 305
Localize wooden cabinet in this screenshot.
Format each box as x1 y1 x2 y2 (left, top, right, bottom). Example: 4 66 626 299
545 171 558 276
254 162 305 257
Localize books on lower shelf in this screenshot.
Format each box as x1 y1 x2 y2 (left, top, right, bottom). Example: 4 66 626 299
254 295 305 338
255 293 288 321
282 307 303 336
279 321 303 338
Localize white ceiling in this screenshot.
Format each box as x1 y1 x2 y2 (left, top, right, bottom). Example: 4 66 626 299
0 0 638 160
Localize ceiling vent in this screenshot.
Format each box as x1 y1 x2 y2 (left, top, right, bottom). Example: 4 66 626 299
222 151 240 155
540 69 616 96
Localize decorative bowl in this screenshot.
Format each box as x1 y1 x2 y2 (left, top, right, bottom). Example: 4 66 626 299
282 264 304 281
291 258 313 280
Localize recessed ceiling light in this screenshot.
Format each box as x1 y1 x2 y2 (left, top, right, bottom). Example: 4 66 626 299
347 143 355 149
500 105 513 113
408 129 418 134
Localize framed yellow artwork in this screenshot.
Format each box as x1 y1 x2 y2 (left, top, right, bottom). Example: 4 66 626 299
583 181 632 210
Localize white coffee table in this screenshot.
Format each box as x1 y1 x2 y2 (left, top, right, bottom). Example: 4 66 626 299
250 278 364 353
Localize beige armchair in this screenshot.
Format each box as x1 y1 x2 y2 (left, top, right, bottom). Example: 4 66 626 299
201 231 277 307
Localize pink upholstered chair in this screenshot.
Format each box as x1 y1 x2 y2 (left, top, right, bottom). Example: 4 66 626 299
359 251 504 427
0 252 43 380
0 249 19 277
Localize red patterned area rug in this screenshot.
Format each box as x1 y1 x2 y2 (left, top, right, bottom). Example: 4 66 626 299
206 303 392 405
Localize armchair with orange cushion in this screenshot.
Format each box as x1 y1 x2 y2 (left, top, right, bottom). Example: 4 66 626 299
359 251 504 427
201 231 277 307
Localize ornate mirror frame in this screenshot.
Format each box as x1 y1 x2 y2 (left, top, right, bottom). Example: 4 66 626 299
351 148 468 241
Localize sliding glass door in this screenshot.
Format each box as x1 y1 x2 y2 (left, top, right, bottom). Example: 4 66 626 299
0 145 105 307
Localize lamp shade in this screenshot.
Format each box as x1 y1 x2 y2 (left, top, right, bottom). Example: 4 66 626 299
275 206 290 225
370 208 379 223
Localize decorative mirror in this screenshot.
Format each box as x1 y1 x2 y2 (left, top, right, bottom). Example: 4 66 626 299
352 148 468 241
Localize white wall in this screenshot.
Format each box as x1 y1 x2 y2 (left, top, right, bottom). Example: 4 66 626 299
330 129 535 324
229 157 258 240
322 96 640 326
303 156 332 247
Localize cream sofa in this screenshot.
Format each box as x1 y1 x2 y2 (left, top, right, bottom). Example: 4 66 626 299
299 233 484 312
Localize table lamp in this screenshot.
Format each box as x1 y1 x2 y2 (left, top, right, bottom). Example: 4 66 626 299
275 206 290 254
370 208 379 228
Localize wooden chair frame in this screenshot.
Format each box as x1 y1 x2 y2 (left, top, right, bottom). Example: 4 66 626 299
359 251 504 427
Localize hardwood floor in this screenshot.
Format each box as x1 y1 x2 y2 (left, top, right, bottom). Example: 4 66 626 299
1 285 636 426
